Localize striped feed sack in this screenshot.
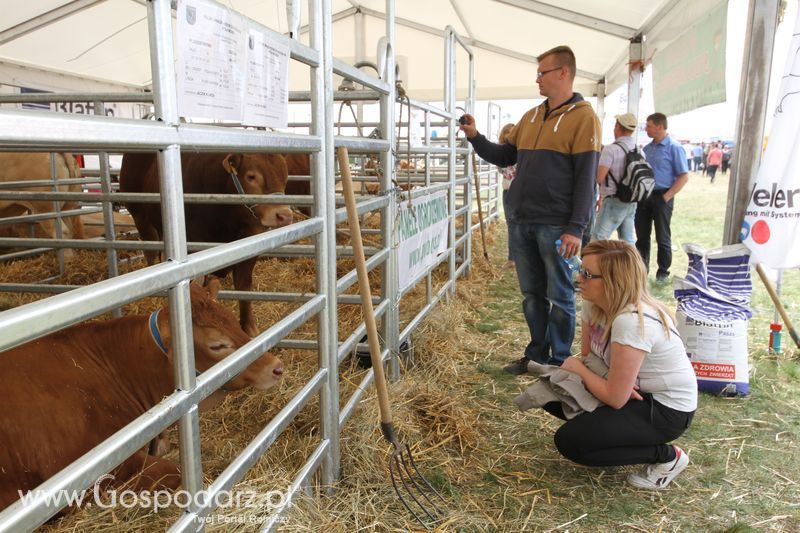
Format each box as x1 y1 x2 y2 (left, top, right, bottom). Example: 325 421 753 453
673 243 753 323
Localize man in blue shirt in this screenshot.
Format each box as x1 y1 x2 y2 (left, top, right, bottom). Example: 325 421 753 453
692 144 703 172
636 113 689 282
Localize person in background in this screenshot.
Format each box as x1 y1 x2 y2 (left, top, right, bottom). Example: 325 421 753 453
721 144 732 175
692 143 703 173
706 142 723 183
592 113 639 244
497 123 517 269
459 45 600 372
682 141 693 171
547 240 697 490
635 113 689 282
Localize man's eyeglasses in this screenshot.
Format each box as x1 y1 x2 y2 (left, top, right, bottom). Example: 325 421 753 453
536 67 562 79
578 268 603 281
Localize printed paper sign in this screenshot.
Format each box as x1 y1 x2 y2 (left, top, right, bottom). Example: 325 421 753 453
177 0 246 121
243 27 289 128
397 191 449 290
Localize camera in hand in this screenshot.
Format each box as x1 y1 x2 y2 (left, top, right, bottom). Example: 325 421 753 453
458 115 467 125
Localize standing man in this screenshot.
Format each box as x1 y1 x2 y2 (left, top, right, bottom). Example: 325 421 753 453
592 113 640 244
459 45 600 372
635 113 689 282
692 144 703 172
683 141 693 171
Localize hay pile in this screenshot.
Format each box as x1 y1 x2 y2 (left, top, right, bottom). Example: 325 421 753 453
1 217 509 531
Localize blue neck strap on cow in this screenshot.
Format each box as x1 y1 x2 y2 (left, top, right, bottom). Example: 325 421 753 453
149 309 169 355
227 167 259 220
149 309 205 379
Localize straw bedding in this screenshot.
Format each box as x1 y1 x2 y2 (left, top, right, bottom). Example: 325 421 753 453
1 218 502 531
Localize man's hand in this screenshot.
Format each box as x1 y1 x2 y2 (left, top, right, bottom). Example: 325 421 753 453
458 113 478 139
558 233 581 259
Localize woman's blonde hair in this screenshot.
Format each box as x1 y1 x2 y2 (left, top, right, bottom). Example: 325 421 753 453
581 240 675 339
498 123 515 144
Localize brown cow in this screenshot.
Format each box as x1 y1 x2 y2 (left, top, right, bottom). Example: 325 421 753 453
0 280 284 513
284 153 312 215
119 152 293 336
0 152 85 242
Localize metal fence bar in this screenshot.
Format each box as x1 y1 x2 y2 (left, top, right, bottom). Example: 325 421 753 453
0 295 324 531
260 439 330 533
0 110 323 152
338 348 391 427
0 218 321 352
168 369 329 531
0 3 494 531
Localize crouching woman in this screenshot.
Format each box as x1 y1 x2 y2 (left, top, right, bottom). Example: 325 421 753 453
552 240 697 490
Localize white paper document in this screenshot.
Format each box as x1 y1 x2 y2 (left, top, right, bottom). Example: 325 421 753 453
177 0 246 121
243 27 289 128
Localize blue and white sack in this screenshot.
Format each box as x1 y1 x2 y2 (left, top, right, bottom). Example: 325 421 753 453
673 243 752 395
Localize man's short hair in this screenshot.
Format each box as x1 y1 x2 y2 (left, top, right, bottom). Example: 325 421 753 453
537 45 576 80
647 112 668 130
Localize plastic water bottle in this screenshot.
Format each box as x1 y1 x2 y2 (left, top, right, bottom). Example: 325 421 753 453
555 239 582 272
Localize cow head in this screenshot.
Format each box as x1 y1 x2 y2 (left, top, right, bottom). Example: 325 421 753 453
163 280 284 391
222 154 293 228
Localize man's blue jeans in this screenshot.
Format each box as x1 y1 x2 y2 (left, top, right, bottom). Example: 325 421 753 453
592 196 637 243
509 222 576 365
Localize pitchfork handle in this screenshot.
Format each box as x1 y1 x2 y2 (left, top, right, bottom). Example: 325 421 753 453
338 147 395 427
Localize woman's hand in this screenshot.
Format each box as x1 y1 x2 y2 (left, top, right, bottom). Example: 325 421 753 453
561 355 585 374
629 384 644 401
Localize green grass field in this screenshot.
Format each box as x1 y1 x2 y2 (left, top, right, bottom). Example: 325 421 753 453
466 169 800 531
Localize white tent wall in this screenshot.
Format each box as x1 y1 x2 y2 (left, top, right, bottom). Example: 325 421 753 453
0 0 734 102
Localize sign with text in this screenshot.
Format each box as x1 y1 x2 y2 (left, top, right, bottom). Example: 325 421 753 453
742 7 800 268
177 0 245 121
397 191 449 290
177 0 289 127
243 28 289 128
652 0 727 116
17 87 136 118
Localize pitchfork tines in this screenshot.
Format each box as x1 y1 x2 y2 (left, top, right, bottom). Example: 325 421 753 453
382 423 447 529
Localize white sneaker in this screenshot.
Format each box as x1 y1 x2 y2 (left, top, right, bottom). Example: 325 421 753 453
628 446 689 490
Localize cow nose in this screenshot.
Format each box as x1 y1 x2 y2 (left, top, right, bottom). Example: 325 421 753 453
275 208 293 226
273 364 284 378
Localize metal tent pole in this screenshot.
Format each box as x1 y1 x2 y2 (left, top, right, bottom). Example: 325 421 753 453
723 0 781 245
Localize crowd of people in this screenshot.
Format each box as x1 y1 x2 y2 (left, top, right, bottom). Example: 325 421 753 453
458 45 697 491
682 140 733 182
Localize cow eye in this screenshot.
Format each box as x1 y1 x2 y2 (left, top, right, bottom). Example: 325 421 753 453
245 173 257 182
209 341 232 353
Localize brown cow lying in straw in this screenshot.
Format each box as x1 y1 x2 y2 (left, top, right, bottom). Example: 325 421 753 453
0 280 284 513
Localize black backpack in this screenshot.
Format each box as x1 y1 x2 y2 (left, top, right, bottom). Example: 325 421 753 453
607 142 655 203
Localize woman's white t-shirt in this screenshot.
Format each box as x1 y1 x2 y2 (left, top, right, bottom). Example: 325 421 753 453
582 301 698 412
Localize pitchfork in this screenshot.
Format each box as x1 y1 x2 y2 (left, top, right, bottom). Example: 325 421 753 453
338 147 447 529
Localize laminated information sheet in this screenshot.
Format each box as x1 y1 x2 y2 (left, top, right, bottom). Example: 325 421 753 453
177 0 289 128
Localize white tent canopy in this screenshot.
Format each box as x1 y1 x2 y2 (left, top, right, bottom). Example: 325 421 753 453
0 0 728 101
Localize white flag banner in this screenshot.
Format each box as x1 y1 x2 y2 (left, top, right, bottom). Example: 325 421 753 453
741 9 800 268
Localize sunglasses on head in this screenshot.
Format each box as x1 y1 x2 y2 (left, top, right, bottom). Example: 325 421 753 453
578 268 602 281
